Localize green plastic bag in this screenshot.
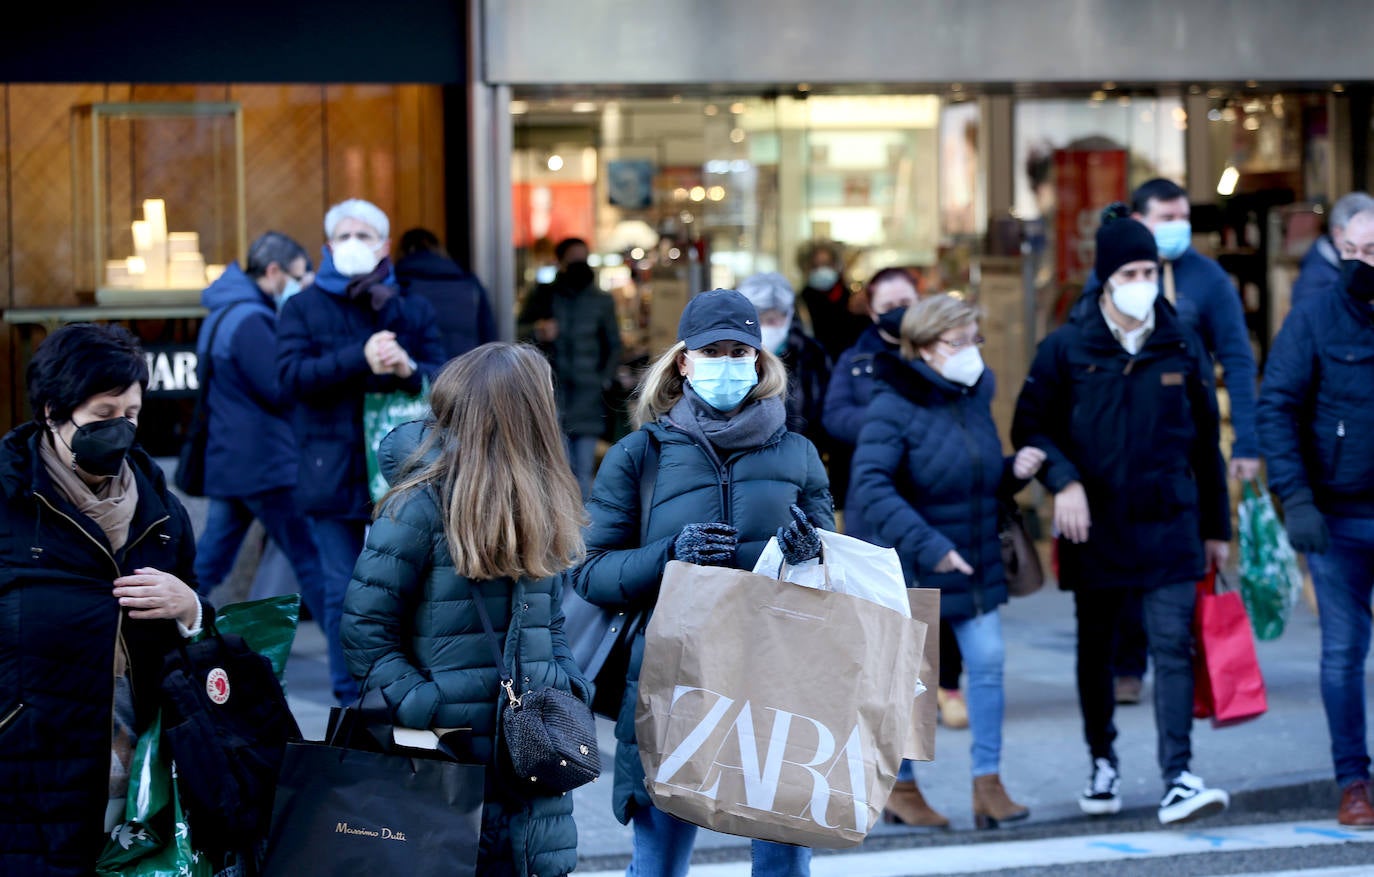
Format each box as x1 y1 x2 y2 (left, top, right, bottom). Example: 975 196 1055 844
1238 481 1304 640
210 594 301 681
363 378 431 503
96 713 214 877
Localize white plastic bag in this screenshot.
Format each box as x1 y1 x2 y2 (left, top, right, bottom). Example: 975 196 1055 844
753 529 911 618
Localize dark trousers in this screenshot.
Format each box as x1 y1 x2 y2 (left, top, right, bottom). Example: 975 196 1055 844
1112 592 1150 678
308 516 366 705
939 621 964 690
194 488 326 623
1075 582 1197 784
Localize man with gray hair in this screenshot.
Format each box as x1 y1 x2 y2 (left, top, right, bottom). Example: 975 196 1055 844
1294 191 1374 307
278 198 445 704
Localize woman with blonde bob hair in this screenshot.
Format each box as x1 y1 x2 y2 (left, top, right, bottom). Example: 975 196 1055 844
852 293 1045 831
576 288 834 877
342 342 591 877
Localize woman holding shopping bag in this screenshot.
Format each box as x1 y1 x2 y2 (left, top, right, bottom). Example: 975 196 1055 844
851 294 1045 829
574 288 834 877
341 343 591 877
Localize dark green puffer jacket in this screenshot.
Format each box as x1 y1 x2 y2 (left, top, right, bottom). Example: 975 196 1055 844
572 417 834 825
341 421 590 877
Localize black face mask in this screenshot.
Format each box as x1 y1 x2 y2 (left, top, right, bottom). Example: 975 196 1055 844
563 261 595 290
63 417 137 477
1342 259 1374 303
876 307 908 342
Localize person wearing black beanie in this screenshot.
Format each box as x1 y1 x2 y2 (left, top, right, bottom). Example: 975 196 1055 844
1010 201 1233 827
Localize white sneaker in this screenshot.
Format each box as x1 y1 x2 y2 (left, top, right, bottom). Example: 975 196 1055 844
1080 758 1122 815
1159 771 1229 825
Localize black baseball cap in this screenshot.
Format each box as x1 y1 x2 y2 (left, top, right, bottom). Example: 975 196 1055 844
677 288 764 349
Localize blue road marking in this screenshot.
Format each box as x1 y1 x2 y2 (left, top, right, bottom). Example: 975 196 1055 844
1087 841 1151 855
1295 826 1361 840
1185 833 1230 848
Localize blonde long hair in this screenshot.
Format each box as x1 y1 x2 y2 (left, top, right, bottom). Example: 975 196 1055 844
383 343 587 581
631 341 789 428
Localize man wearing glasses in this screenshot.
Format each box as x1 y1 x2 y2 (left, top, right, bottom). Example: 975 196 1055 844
277 199 445 705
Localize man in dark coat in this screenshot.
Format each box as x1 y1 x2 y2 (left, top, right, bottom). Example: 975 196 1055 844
193 231 326 626
395 227 496 361
1013 205 1231 826
517 237 623 499
1258 207 1374 827
797 239 870 360
1292 191 1374 308
277 198 445 704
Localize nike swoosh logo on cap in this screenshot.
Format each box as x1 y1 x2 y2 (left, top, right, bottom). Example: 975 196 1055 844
745 320 756 325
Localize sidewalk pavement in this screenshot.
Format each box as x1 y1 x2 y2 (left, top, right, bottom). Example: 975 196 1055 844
168 469 1349 867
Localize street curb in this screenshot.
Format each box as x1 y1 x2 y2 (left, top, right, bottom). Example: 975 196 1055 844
573 777 1341 872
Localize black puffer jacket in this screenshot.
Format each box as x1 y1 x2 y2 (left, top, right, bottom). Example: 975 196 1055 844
850 353 1019 618
1012 290 1230 591
517 279 623 438
340 422 589 877
572 416 834 824
0 423 204 877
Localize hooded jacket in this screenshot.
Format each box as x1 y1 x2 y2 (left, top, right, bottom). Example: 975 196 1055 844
850 353 1017 618
340 421 587 876
394 250 496 361
572 415 833 825
277 249 446 519
823 325 894 540
0 423 205 877
1258 281 1374 518
1012 290 1230 591
197 263 297 497
1291 235 1343 309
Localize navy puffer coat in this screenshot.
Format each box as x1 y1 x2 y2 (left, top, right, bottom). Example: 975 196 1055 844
572 416 834 825
0 423 206 877
822 325 893 540
850 353 1016 618
341 422 589 876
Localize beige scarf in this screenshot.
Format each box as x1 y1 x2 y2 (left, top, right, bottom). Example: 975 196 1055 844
38 431 138 553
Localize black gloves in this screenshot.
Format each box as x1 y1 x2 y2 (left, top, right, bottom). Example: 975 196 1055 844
777 504 822 566
1284 500 1330 555
673 522 738 567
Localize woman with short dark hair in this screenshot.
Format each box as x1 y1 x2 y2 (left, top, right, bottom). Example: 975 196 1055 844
0 323 208 876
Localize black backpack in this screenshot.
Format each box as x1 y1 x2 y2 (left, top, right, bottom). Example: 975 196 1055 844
160 621 301 858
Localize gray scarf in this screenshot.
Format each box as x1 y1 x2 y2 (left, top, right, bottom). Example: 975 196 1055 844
665 387 787 467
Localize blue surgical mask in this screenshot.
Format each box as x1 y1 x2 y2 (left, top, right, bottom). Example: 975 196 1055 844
1153 220 1192 261
686 353 759 411
279 277 302 307
808 266 839 290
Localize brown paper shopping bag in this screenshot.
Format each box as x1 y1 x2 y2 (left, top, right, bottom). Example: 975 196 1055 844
905 588 940 762
635 561 936 848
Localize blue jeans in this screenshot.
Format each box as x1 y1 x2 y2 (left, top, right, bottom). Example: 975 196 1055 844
1075 581 1196 783
899 610 1005 781
308 516 366 705
628 805 810 877
1307 515 1374 788
194 488 326 624
566 434 599 501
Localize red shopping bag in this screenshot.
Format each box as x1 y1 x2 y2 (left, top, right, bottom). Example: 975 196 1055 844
1192 569 1268 727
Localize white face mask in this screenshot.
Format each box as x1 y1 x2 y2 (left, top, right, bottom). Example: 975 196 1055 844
1111 280 1159 321
332 238 382 277
940 346 986 387
759 324 789 354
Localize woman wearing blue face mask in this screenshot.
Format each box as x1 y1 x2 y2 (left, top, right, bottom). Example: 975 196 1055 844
573 288 834 877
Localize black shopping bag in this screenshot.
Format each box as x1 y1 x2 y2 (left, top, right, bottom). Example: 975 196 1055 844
260 718 485 876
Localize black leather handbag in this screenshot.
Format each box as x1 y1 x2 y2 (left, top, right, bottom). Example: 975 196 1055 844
468 581 600 796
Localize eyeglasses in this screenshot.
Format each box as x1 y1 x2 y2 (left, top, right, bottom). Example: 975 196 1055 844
937 336 985 351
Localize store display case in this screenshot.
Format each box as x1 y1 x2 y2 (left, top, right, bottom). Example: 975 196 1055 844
71 102 245 305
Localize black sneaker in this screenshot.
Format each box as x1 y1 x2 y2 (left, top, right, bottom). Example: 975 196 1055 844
1080 757 1121 815
1159 771 1229 825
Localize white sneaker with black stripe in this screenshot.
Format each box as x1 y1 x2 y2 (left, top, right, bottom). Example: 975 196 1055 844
1080 758 1122 815
1158 771 1229 825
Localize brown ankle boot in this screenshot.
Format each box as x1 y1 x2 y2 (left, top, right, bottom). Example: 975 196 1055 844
972 774 1030 829
1339 779 1374 828
883 779 949 828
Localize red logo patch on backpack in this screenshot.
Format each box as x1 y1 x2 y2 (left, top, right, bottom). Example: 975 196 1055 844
206 667 231 705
